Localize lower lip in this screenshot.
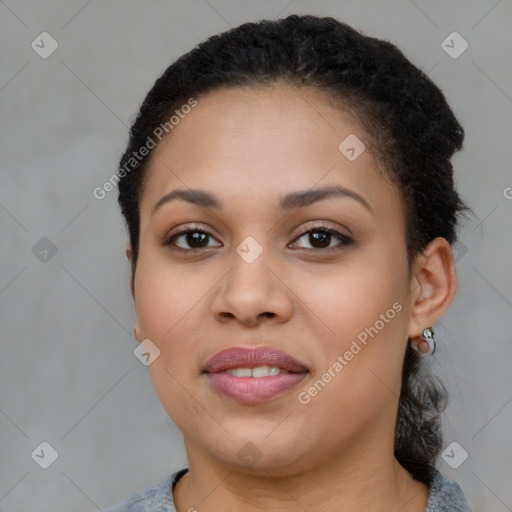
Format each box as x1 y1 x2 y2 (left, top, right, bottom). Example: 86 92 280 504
206 372 308 404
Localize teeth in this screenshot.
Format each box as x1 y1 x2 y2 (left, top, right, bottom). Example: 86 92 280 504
226 366 288 377
252 365 275 377
227 368 252 377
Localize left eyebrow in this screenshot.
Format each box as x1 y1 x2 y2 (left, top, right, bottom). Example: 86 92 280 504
151 185 374 216
278 185 374 213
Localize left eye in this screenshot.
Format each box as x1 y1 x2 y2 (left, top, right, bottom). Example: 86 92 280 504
290 228 353 250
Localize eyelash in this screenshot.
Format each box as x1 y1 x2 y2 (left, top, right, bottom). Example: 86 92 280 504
159 223 354 252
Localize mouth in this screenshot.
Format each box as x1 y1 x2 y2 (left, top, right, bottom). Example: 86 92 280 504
203 345 309 404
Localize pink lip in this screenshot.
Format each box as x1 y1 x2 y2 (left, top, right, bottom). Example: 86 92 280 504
203 346 309 404
203 346 309 373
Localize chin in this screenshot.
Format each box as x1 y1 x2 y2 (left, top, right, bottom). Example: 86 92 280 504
206 428 311 473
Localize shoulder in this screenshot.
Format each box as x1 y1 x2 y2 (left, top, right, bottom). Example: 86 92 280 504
425 469 472 512
103 469 188 512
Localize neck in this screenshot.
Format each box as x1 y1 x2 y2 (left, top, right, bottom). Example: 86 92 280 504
173 437 429 512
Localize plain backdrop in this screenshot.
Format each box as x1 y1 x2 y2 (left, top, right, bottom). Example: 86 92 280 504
1 1 511 510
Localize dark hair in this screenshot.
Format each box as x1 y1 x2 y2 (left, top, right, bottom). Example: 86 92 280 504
118 14 467 485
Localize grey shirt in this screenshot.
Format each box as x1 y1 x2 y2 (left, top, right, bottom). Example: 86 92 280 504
104 467 472 511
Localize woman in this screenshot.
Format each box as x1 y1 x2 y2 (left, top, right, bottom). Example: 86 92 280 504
106 14 472 511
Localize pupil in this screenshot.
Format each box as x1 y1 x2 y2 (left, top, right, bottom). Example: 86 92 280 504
187 232 208 248
310 232 330 248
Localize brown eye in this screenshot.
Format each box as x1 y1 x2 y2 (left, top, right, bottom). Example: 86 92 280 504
291 227 353 251
162 228 222 250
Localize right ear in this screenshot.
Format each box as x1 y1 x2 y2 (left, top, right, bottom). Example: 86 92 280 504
125 243 135 299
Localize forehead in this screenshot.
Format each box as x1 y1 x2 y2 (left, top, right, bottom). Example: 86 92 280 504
139 85 400 221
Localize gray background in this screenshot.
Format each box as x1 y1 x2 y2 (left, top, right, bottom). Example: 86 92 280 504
1 1 511 510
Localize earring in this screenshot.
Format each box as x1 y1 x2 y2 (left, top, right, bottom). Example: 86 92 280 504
411 327 436 355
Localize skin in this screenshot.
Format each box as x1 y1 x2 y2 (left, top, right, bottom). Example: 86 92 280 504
126 84 457 511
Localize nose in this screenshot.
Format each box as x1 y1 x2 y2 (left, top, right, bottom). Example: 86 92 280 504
211 246 294 327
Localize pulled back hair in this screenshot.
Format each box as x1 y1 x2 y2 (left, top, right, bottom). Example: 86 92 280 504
117 14 467 485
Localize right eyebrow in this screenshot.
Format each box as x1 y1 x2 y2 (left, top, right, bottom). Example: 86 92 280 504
151 189 221 216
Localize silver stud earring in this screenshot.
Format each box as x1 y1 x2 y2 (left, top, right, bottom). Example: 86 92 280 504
411 327 436 355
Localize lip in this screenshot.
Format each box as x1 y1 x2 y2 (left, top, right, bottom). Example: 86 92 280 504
203 346 309 373
203 346 309 404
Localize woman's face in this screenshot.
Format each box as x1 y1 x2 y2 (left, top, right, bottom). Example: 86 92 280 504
131 85 418 474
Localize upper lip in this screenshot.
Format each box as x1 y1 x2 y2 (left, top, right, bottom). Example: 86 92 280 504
203 346 309 373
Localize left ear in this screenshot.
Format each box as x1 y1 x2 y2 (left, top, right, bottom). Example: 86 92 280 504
407 237 457 339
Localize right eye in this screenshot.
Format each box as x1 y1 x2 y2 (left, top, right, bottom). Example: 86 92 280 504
161 226 223 251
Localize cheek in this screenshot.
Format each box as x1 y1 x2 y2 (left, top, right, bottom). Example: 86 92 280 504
289 254 408 346
289 250 410 415
133 257 210 399
290 268 408 438
134 252 204 338
133 259 206 427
